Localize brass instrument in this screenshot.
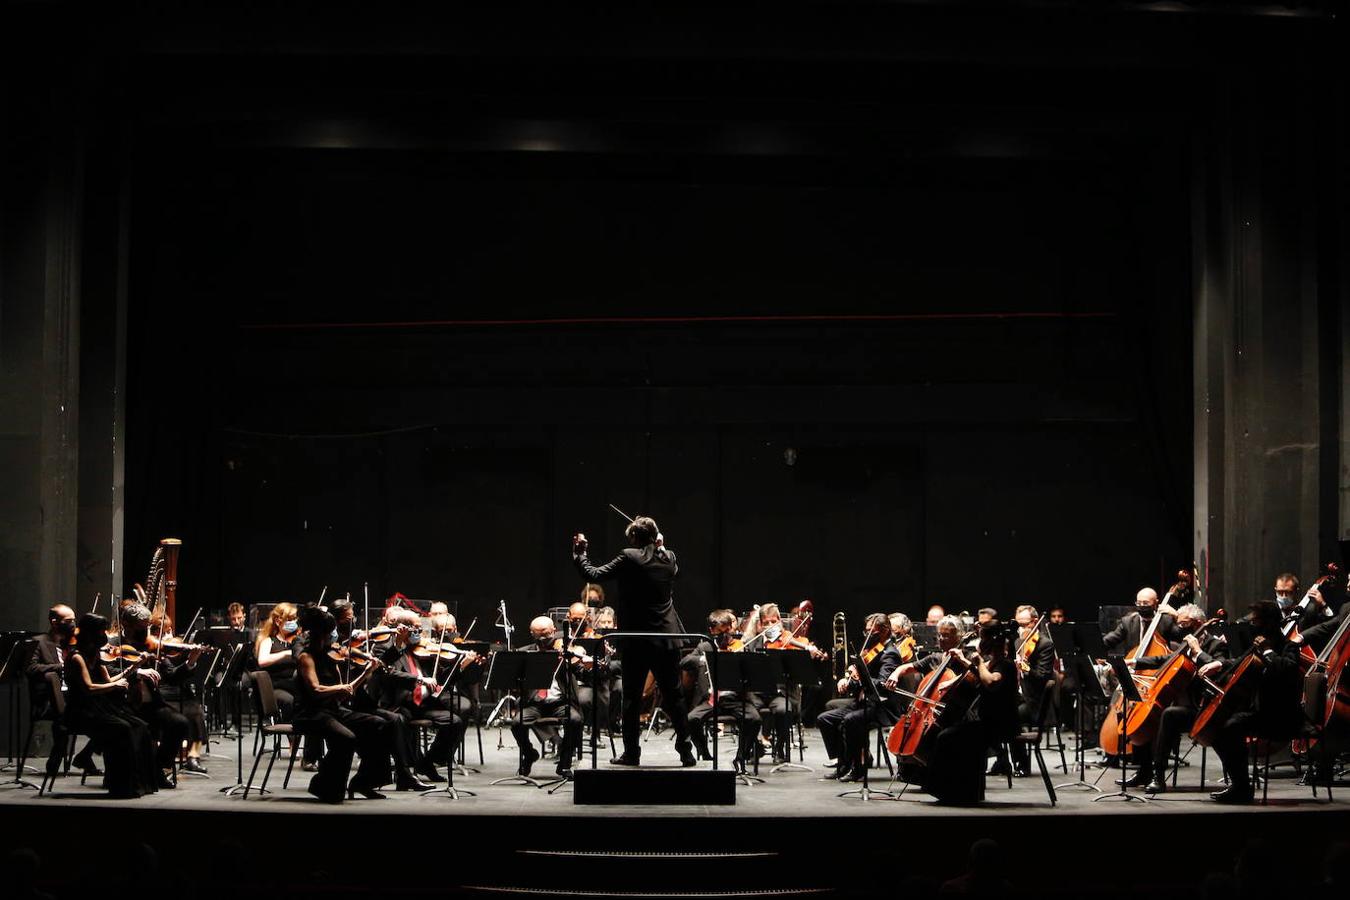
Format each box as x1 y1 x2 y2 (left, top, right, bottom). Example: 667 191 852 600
832 611 847 681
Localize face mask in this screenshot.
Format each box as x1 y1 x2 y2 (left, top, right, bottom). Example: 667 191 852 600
282 620 298 634
764 623 783 642
330 629 339 642
408 632 421 647
1136 605 1155 619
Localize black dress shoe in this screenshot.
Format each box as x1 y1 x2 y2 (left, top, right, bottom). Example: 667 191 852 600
158 772 177 789
556 765 574 779
1211 785 1253 804
610 754 641 766
987 761 1012 777
821 765 849 781
396 776 435 792
1013 765 1031 779
181 758 208 775
1116 771 1151 788
839 766 867 783
348 782 388 800
415 762 446 783
679 747 698 768
519 745 541 777
1144 779 1166 794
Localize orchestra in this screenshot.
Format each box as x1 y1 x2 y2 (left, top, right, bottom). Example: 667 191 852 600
16 531 1350 811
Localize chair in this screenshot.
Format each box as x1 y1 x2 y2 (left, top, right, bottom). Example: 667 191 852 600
1039 679 1070 774
1000 686 1058 806
491 713 562 788
37 675 95 796
243 670 303 798
701 713 764 784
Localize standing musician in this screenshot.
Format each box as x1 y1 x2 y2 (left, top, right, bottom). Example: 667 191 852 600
1205 600 1303 803
1103 587 1182 652
374 609 468 789
293 605 393 803
818 613 903 782
64 613 162 797
681 609 763 770
573 516 695 768
113 602 193 783
26 604 102 776
512 615 585 780
1124 603 1227 794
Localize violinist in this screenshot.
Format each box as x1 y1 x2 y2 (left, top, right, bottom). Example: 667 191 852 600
976 608 999 629
114 602 192 781
64 613 162 797
1127 603 1227 794
573 518 695 768
1206 600 1303 803
566 602 611 728
26 604 103 776
372 608 455 790
252 602 318 770
149 612 210 775
680 609 762 770
818 613 903 782
1103 588 1181 651
887 614 918 662
1013 605 1054 735
294 605 393 802
512 616 585 780
925 605 946 627
227 602 247 632
427 602 482 719
747 603 826 764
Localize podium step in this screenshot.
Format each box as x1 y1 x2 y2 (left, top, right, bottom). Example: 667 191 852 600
573 767 737 805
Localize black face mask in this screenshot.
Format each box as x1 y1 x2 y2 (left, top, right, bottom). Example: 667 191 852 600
1137 606 1155 619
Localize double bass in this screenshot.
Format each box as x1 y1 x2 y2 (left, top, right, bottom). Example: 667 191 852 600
1098 574 1189 756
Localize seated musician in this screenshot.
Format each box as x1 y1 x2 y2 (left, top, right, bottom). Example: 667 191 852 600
358 607 433 791
1103 587 1181 652
64 613 162 797
148 611 210 775
888 613 915 649
1011 604 1055 776
512 615 584 780
25 604 102 776
1119 603 1227 794
1276 571 1334 630
227 602 247 633
427 601 481 719
1206 600 1303 803
293 606 393 803
976 608 999 629
818 613 903 782
746 603 825 764
680 609 763 769
564 601 612 733
374 610 472 788
925 605 945 627
253 601 319 770
116 602 192 782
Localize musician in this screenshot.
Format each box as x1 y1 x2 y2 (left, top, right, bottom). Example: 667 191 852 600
1048 607 1067 625
294 606 392 802
1297 589 1345 653
115 602 192 780
595 607 617 630
564 602 610 729
888 613 912 645
976 608 999 629
227 602 247 631
1102 588 1180 651
426 602 482 721
819 613 903 781
925 605 946 627
510 616 585 779
681 609 762 770
1277 572 1333 630
373 609 459 789
1013 605 1055 743
573 517 695 767
1127 603 1227 794
25 604 103 776
974 625 1023 784
149 612 210 775
1207 600 1303 803
252 602 317 769
581 583 606 608
64 613 161 797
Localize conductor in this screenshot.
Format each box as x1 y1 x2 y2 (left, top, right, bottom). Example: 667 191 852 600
573 516 695 767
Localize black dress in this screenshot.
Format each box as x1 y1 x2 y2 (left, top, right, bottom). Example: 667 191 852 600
63 651 158 798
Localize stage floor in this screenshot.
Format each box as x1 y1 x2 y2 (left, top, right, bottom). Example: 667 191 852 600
4 727 1347 899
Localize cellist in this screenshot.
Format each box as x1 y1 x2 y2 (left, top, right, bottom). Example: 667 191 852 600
1126 603 1227 794
1205 600 1303 804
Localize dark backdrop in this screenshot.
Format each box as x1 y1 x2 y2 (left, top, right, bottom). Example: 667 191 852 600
113 17 1202 636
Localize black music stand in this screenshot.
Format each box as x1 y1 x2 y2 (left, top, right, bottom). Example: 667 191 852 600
1093 656 1148 803
447 640 490 775
768 649 820 773
710 651 775 785
487 651 562 788
1053 622 1108 792
0 634 40 789
838 655 896 801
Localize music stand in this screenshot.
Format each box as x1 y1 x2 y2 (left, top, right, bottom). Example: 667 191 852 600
487 651 562 788
710 652 774 785
446 640 490 776
768 649 819 773
1053 622 1108 792
0 634 40 789
838 655 896 801
1093 656 1148 803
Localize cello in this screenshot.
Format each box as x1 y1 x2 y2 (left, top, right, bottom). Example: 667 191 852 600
1098 578 1184 756
1123 611 1224 746
1190 634 1269 747
885 648 978 763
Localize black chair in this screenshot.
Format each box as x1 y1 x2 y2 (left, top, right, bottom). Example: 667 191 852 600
37 675 94 796
243 670 303 797
999 685 1058 806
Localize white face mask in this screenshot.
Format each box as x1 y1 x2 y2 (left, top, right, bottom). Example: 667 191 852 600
282 620 299 634
763 623 783 642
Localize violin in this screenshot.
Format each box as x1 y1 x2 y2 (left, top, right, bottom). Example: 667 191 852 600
327 645 385 668
859 633 891 666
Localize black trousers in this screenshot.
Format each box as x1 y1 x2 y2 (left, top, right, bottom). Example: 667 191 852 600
760 694 791 753
1212 710 1293 792
688 695 762 761
619 640 690 756
817 699 889 767
139 704 190 769
1150 704 1198 776
393 697 466 767
66 706 158 798
513 698 583 762
924 721 988 805
299 708 392 802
